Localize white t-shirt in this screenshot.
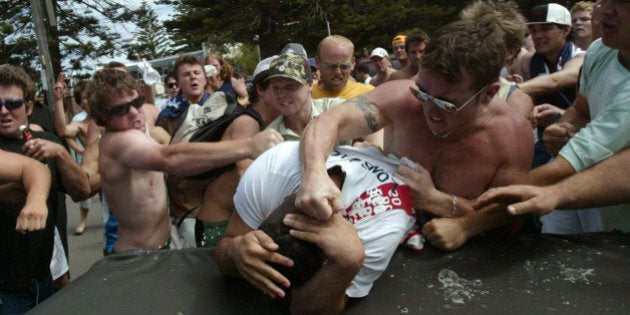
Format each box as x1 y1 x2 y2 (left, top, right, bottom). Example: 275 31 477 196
234 141 416 298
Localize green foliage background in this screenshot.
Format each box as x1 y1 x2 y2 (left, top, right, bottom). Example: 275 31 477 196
1 0 584 84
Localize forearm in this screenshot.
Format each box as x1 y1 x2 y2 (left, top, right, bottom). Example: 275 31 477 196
53 94 68 137
460 208 523 238
214 237 242 277
144 84 156 105
291 261 357 315
519 74 571 96
554 150 630 209
162 138 256 176
519 58 582 96
22 159 51 208
518 155 576 186
55 146 90 200
80 140 100 196
557 107 586 130
423 189 472 218
300 116 343 177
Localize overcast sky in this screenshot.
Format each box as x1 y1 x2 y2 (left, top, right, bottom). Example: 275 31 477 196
94 0 175 67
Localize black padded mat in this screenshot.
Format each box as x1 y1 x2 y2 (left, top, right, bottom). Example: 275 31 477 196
29 233 630 314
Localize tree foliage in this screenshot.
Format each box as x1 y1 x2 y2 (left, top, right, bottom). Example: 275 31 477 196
122 0 175 61
161 0 583 74
0 0 585 85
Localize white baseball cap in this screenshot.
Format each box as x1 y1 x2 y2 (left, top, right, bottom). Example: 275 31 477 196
526 3 571 26
370 47 389 59
252 55 279 82
204 65 217 78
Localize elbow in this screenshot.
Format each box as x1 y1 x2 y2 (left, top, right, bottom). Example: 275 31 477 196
69 187 90 202
69 187 91 202
55 127 67 138
69 177 92 201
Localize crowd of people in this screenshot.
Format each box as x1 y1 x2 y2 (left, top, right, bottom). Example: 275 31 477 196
1 0 628 314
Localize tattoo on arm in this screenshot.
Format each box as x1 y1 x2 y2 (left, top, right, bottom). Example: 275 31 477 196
352 95 379 132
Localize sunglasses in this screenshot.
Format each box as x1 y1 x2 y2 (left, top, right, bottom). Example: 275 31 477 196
323 63 353 72
107 96 144 117
0 98 26 110
409 85 487 115
167 82 178 88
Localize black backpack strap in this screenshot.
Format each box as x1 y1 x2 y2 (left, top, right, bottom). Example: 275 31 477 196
244 106 265 130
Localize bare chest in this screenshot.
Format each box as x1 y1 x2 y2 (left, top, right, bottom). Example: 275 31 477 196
385 124 499 199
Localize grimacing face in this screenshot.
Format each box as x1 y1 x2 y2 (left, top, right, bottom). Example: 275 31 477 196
0 84 31 139
317 43 355 92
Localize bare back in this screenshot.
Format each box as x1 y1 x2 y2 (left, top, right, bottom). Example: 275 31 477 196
99 129 170 252
198 115 262 222
388 66 417 81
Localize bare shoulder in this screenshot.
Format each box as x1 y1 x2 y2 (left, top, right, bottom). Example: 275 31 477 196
142 104 160 125
506 88 534 119
224 114 262 139
488 103 533 153
388 70 404 81
100 129 153 154
367 79 416 108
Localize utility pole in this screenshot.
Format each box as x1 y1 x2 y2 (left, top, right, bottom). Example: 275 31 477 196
254 35 261 62
30 0 56 107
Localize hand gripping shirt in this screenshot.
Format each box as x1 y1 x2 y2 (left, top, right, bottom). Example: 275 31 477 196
234 141 416 297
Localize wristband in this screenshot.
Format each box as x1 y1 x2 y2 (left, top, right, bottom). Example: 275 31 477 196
449 194 457 218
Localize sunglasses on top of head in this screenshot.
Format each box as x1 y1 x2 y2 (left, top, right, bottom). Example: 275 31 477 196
0 98 26 110
107 95 144 117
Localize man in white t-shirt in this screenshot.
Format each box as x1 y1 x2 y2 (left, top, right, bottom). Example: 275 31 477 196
215 141 416 314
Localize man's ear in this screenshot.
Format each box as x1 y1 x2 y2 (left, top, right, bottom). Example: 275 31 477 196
482 83 500 105
25 100 34 116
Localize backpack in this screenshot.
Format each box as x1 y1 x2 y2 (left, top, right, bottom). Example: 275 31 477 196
170 91 263 181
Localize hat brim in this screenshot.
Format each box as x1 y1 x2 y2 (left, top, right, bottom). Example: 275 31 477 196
526 21 571 26
266 74 308 85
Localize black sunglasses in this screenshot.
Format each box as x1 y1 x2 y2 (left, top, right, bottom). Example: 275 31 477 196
0 98 26 110
107 96 144 117
167 82 178 88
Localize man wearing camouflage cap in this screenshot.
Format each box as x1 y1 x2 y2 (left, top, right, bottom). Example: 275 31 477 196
265 52 345 140
196 55 282 248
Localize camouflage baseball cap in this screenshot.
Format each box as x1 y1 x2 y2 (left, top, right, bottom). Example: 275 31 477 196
265 52 312 85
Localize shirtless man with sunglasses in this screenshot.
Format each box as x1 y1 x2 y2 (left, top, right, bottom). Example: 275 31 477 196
88 69 282 253
295 18 533 251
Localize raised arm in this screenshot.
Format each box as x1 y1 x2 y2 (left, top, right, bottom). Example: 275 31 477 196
52 73 82 138
109 129 282 177
80 139 101 197
0 150 51 232
22 137 90 201
518 54 584 96
297 91 389 220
